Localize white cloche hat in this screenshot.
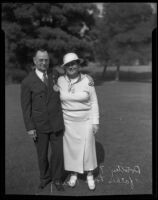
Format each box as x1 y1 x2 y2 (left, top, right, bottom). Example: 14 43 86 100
61 52 81 67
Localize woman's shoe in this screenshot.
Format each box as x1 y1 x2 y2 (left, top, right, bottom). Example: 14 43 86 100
67 174 77 188
87 175 95 191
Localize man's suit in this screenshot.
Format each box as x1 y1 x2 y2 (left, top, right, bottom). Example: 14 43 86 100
21 69 65 182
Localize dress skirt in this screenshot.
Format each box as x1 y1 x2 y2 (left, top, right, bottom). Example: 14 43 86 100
63 118 98 173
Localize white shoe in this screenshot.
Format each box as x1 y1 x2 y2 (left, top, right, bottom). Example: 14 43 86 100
87 175 95 191
68 174 77 187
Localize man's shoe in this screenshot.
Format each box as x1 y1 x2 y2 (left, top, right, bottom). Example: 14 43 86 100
54 179 65 191
38 178 52 190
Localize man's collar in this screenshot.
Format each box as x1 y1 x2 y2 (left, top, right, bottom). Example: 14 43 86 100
35 68 43 75
35 68 48 80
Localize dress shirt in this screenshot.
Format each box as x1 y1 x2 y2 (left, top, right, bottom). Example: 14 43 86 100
35 68 48 82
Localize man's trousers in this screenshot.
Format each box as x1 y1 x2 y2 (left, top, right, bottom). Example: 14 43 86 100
34 130 64 182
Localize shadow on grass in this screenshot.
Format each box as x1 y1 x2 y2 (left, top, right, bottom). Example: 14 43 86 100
82 70 152 86
93 141 105 179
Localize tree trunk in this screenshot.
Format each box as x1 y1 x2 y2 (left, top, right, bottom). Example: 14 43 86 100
115 64 120 81
102 64 108 78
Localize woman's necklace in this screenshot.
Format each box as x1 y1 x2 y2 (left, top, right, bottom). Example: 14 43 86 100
67 74 81 93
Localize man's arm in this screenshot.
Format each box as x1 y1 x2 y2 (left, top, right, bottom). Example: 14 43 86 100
21 81 35 132
52 68 60 84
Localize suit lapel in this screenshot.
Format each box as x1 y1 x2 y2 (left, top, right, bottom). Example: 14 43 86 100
31 70 48 101
46 73 54 103
32 71 56 104
32 70 47 89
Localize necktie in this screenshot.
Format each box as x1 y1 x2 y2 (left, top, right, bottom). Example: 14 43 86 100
43 72 48 86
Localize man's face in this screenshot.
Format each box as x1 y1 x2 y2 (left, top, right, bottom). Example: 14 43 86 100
33 51 49 72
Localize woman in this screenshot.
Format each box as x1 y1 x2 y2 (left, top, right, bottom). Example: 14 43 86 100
57 52 99 191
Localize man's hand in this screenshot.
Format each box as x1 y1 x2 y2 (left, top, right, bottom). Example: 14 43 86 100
92 124 99 135
27 130 37 141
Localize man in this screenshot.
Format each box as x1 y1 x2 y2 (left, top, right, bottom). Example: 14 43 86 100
21 49 65 191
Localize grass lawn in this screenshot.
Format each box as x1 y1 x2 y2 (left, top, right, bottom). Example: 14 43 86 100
5 79 152 195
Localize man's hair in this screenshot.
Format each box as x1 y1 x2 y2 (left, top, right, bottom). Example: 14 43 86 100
34 48 48 57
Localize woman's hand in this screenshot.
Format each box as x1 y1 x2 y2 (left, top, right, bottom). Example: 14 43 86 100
92 124 99 135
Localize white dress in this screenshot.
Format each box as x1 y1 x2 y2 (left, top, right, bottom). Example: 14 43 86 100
57 74 99 173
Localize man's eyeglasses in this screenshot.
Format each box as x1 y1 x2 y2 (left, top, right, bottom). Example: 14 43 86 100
38 59 49 63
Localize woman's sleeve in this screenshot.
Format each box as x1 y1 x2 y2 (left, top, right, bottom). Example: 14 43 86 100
57 76 61 87
57 76 63 92
88 78 99 124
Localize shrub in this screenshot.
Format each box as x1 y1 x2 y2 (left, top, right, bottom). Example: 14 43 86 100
6 68 28 84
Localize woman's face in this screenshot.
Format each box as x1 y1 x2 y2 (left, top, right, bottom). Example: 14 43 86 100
65 60 80 78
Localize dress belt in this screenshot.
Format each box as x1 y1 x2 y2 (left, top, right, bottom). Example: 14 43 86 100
62 108 90 112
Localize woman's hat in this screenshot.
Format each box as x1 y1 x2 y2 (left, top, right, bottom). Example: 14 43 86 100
61 53 82 67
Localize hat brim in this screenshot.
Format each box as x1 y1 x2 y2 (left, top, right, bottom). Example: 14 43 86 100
61 58 83 68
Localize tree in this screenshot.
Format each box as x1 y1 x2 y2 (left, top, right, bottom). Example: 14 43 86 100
2 3 98 82
95 3 155 80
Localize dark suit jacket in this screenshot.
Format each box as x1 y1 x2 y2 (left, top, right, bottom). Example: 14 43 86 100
21 69 64 133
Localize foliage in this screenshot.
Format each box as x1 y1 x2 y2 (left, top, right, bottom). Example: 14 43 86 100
95 3 155 66
2 3 98 82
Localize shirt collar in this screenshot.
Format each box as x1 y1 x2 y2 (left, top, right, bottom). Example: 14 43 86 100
65 73 85 85
35 68 47 80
